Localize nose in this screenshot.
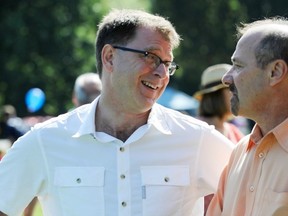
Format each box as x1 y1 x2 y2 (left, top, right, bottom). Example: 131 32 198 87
153 63 168 78
222 69 233 86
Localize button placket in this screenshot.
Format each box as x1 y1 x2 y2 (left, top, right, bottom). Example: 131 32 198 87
117 145 130 215
246 147 266 215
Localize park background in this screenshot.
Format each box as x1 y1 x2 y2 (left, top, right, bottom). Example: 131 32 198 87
0 0 287 215
1 0 288 117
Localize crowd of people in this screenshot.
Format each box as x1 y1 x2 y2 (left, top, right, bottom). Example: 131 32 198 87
0 8 287 216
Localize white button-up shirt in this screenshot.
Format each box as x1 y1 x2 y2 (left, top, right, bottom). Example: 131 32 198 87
0 98 234 216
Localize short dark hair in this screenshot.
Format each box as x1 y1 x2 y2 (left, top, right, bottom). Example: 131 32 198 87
95 9 181 76
198 88 229 118
236 17 288 69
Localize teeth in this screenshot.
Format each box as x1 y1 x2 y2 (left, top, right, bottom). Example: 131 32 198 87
142 81 157 90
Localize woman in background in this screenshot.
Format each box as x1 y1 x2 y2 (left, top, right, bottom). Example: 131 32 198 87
194 63 244 144
194 64 245 215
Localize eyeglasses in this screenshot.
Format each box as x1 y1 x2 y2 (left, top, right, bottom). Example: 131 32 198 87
113 46 179 76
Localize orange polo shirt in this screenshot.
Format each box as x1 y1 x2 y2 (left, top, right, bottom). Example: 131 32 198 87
207 118 288 216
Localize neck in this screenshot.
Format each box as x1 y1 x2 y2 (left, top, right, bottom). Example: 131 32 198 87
95 100 150 142
253 113 288 136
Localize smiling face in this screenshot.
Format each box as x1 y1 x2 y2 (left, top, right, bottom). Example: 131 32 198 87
101 26 173 114
222 30 269 118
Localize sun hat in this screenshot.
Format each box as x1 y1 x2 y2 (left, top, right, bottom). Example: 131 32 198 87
193 63 232 100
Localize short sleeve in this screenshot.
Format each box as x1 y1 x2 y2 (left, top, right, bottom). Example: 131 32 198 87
195 126 234 196
0 129 47 215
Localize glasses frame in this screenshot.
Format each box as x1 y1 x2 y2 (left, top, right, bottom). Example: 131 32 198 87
113 45 179 76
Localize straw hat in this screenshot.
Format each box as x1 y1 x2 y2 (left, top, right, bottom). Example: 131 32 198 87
193 63 232 100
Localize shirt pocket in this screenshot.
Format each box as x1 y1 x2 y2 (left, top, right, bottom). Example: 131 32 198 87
54 166 105 216
260 189 288 216
141 166 190 216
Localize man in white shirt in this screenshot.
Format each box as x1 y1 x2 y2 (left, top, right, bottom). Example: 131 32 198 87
0 9 233 216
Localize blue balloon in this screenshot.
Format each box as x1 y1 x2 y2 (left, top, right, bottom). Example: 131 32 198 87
25 88 46 112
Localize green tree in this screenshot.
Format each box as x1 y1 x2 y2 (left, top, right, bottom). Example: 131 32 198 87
240 0 288 21
0 0 109 117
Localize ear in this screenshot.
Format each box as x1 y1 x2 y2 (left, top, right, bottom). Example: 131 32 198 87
102 44 114 72
269 59 288 86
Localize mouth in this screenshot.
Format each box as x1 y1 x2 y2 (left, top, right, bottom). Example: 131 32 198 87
142 81 158 90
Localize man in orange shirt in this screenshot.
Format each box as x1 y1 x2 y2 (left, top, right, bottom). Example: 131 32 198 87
207 17 288 215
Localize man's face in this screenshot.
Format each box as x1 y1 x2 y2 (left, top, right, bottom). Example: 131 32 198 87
222 31 267 118
106 27 174 114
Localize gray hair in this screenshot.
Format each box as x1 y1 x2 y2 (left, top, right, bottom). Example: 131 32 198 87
236 17 288 69
74 72 102 106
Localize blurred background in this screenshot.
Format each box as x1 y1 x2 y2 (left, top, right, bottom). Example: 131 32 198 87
1 0 288 117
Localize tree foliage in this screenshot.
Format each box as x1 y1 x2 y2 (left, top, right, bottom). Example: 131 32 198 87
0 0 109 116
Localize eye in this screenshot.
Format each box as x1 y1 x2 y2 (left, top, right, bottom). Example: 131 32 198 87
145 53 158 61
233 63 242 68
143 53 160 68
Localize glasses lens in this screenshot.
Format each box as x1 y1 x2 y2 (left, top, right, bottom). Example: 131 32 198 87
144 53 160 68
140 50 178 76
168 63 179 75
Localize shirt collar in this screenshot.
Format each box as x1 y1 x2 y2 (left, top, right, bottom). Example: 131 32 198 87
273 117 288 152
72 101 172 138
247 117 288 152
72 98 99 138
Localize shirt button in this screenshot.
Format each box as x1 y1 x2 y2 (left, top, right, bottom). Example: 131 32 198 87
258 152 264 158
249 185 255 192
121 201 127 207
76 178 81 183
120 147 125 152
164 177 170 182
120 174 126 179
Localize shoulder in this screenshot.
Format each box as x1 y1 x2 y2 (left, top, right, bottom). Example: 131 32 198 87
33 105 90 132
153 104 217 135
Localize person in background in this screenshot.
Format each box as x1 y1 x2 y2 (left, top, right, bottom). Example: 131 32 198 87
193 64 244 215
194 64 244 144
0 105 29 145
72 72 102 107
0 9 234 216
207 17 288 215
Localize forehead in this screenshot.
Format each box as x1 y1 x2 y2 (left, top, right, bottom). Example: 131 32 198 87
232 31 263 63
128 26 173 58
